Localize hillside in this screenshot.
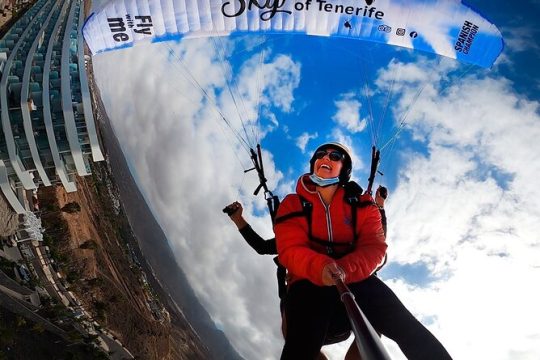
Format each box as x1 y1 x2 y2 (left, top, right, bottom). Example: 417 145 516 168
37 162 210 360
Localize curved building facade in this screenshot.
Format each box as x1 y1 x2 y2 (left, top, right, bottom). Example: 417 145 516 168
0 0 103 214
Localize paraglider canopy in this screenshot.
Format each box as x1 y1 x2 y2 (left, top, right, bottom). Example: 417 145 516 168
83 0 503 68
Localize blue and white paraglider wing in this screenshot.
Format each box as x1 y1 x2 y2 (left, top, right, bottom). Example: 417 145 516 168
83 0 503 68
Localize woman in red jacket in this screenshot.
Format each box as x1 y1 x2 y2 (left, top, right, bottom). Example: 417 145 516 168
224 184 387 360
274 142 452 360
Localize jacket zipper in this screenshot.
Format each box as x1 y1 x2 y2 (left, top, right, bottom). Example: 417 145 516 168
317 192 334 255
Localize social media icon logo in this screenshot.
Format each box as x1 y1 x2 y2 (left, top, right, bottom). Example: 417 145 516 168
378 25 391 33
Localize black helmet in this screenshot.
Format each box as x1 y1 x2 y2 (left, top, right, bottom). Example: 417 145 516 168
309 142 352 185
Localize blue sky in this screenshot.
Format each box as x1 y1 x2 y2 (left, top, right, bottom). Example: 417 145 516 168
89 0 540 359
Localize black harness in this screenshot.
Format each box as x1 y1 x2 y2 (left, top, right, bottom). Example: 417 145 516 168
274 182 373 259
272 182 375 301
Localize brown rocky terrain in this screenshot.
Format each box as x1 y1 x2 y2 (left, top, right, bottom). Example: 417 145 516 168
38 162 210 360
0 194 18 237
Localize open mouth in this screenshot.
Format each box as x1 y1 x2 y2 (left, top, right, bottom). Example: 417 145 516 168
319 164 332 170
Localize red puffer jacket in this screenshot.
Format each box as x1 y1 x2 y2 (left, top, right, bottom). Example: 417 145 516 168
275 175 387 286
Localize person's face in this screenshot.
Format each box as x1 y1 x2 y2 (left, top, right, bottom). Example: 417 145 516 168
313 147 344 179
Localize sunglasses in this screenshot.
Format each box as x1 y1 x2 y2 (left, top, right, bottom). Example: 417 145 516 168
314 150 345 162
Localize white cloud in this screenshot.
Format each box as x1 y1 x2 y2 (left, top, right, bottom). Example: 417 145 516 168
501 25 540 55
212 47 301 148
295 132 318 152
332 92 368 133
375 59 540 359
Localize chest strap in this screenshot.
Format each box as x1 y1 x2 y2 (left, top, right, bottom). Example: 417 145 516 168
275 194 373 258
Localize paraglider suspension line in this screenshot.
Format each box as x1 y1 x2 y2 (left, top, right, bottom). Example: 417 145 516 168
366 146 381 195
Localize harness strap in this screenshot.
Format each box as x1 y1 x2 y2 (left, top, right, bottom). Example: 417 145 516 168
357 200 375 208
273 256 287 300
274 210 306 224
274 184 374 258
308 237 354 247
299 194 354 258
346 196 359 249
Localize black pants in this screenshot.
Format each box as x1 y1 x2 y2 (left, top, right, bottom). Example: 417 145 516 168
281 276 452 360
